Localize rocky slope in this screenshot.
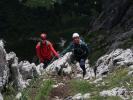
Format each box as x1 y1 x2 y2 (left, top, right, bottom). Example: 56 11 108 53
0 0 133 99
0 40 133 100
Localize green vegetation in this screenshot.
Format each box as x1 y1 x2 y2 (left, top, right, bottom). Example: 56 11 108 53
20 78 54 100
1 0 133 99
103 67 133 89
24 0 59 8
120 38 133 49
68 79 96 94
0 0 102 61
4 65 132 100
3 82 17 100
19 73 53 100
20 78 39 100
92 67 133 91
67 67 133 99
35 80 54 100
84 30 108 65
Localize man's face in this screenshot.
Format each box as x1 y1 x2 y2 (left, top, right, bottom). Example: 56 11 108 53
73 37 80 44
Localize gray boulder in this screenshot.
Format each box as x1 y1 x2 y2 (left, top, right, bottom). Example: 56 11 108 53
6 51 44 90
45 52 72 75
0 93 3 100
72 93 83 100
83 93 91 100
19 61 34 80
6 52 27 90
45 52 94 79
95 49 133 77
100 87 130 99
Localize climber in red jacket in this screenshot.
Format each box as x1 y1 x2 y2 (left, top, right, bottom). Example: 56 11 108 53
36 33 59 68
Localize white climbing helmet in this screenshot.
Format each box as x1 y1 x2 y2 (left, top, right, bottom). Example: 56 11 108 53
72 33 79 38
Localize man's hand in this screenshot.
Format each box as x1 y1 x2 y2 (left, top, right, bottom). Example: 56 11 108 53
56 54 60 59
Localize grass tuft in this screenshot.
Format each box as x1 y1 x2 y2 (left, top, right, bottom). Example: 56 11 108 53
35 79 54 100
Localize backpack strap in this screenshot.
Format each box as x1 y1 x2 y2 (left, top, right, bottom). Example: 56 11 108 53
40 40 49 48
45 40 49 46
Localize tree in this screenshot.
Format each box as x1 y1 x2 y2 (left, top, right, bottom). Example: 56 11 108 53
23 0 62 9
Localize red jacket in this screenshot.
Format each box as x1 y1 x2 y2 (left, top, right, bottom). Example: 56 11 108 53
36 40 59 62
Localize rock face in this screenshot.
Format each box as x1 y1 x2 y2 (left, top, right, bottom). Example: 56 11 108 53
90 0 133 32
1 39 133 99
0 40 94 99
0 41 9 90
88 0 133 56
0 40 94 98
95 49 133 77
6 52 44 90
45 52 73 74
65 93 91 100
0 40 45 94
100 87 130 99
0 40 8 99
45 52 95 79
0 93 3 100
72 93 83 100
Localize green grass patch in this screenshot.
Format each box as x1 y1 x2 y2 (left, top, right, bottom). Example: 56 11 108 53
68 79 96 95
89 67 133 99
20 74 53 100
20 78 39 100
67 69 130 99
19 66 133 100
93 67 133 92
35 79 54 100
20 79 54 100
103 67 133 89
3 82 17 100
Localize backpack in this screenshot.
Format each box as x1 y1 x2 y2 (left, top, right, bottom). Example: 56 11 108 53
40 40 49 48
80 37 91 54
39 40 51 58
86 43 91 54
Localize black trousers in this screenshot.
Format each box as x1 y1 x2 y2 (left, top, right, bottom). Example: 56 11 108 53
71 55 86 77
43 59 51 69
79 59 86 77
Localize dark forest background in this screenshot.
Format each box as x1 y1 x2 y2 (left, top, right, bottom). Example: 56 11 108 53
0 0 102 61
0 0 132 63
